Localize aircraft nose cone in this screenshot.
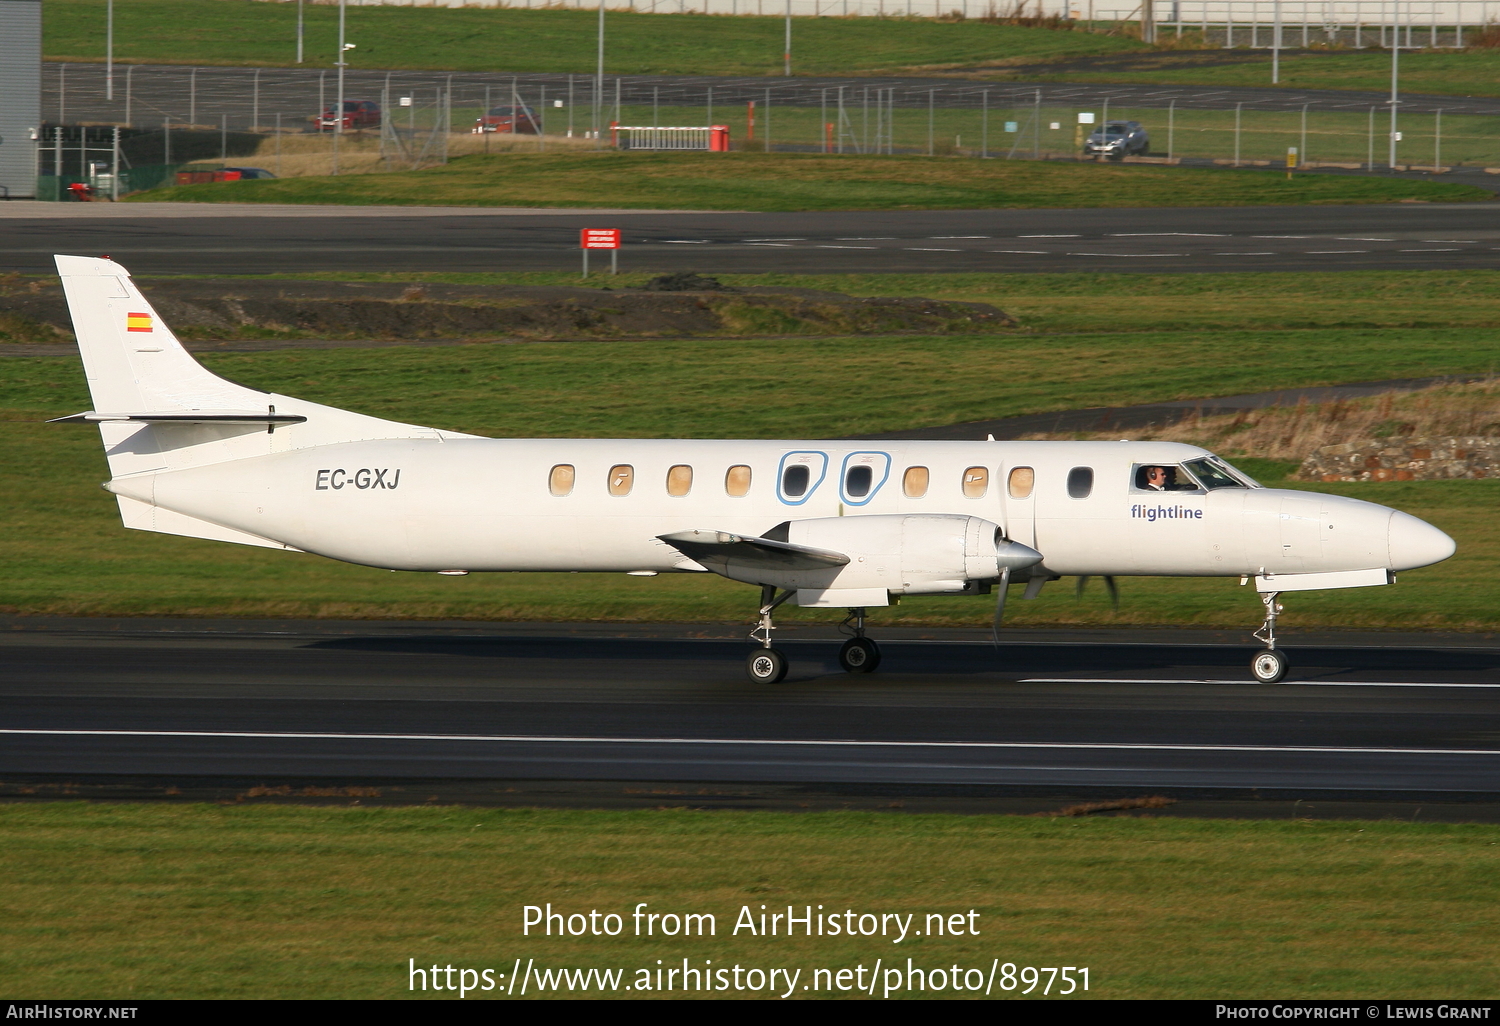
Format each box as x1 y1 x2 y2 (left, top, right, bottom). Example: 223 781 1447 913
996 539 1044 571
1388 510 1456 571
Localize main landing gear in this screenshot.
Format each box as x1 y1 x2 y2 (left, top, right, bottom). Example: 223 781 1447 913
744 592 883 683
838 608 881 673
1250 590 1290 684
746 585 793 683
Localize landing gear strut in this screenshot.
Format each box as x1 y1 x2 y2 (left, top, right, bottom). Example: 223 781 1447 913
746 585 793 683
837 607 881 673
1250 590 1289 684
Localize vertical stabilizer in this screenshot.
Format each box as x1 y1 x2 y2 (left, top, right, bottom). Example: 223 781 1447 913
55 254 270 414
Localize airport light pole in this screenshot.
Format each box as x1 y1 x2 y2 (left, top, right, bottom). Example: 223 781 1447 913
1388 22 1400 170
1271 0 1281 84
595 0 605 147
334 0 350 175
784 0 792 76
105 0 114 101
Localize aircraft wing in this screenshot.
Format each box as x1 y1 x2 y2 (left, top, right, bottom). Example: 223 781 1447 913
658 530 849 574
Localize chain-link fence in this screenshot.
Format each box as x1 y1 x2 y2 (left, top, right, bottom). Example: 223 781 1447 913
32 63 1500 198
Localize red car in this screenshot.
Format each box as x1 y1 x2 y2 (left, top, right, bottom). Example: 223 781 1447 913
316 100 382 132
472 105 542 135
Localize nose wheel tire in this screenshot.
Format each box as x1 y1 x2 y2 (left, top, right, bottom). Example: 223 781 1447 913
1251 649 1289 684
838 637 882 673
746 648 789 684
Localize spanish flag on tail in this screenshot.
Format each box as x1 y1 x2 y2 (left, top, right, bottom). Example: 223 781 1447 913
125 311 153 333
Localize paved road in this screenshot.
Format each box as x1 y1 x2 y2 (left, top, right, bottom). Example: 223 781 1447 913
4 202 1498 275
5 619 1500 800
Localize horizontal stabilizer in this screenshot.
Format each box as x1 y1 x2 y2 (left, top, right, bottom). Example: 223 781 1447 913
658 530 849 574
49 411 308 426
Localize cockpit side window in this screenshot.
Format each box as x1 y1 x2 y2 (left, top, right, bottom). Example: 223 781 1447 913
1182 456 1249 490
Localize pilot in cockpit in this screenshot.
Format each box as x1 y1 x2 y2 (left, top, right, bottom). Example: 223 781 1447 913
1140 465 1180 491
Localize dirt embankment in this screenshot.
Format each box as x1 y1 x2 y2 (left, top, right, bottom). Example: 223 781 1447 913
0 275 1013 345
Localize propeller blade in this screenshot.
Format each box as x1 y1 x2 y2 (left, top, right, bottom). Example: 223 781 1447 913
992 566 1011 648
1104 575 1120 610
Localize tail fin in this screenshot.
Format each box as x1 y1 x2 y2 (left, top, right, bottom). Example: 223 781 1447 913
53 254 472 482
56 254 272 415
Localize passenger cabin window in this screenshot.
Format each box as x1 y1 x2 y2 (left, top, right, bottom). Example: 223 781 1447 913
903 466 929 498
608 464 634 496
1008 466 1034 499
1067 467 1094 498
548 464 575 496
845 464 873 498
782 463 811 498
1132 463 1201 492
666 465 693 497
962 466 989 498
725 465 752 497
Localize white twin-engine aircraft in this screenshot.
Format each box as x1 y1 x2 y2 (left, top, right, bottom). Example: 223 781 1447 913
54 255 1455 684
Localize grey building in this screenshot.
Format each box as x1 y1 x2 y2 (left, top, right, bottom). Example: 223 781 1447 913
0 0 41 198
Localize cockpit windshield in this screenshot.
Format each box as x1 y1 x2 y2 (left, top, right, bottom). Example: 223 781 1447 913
1182 456 1253 489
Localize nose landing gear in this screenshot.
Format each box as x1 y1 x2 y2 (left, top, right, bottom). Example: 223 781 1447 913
1250 590 1289 684
837 608 881 673
746 585 793 683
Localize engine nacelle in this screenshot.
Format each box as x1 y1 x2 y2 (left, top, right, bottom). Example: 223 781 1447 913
716 513 1042 606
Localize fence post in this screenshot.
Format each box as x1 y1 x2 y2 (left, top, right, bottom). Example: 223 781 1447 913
1300 102 1307 166
927 89 934 156
190 68 197 126
125 65 132 127
253 69 260 131
1033 89 1041 160
1233 102 1241 166
1367 105 1374 171
981 89 988 158
1435 108 1441 170
765 87 771 152
162 118 170 166
1167 98 1174 161
275 113 282 176
111 125 120 201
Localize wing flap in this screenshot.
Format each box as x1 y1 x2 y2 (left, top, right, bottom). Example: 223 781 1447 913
658 530 849 574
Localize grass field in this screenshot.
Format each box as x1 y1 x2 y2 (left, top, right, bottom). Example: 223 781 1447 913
130 150 1488 209
6 266 1500 629
43 0 1140 76
3 804 1497 999
1005 48 1500 99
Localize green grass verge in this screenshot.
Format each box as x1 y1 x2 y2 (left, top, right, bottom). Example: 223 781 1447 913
5 303 1498 628
129 151 1489 210
43 0 1140 76
223 268 1500 335
1006 48 1500 100
3 804 1498 999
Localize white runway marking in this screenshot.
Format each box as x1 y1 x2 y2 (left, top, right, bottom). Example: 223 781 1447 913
1219 252 1276 256
1068 252 1187 258
991 250 1049 254
1401 248 1460 252
1 728 1496 757
906 247 961 252
817 245 877 249
1307 250 1367 254
1021 677 1500 689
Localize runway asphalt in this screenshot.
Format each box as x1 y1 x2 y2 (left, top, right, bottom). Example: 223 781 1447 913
4 201 1499 275
5 618 1500 809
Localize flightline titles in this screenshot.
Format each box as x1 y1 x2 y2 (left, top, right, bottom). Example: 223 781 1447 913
523 904 981 942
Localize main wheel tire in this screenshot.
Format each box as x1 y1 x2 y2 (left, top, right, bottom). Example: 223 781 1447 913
746 647 789 684
838 637 882 674
1251 649 1289 684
